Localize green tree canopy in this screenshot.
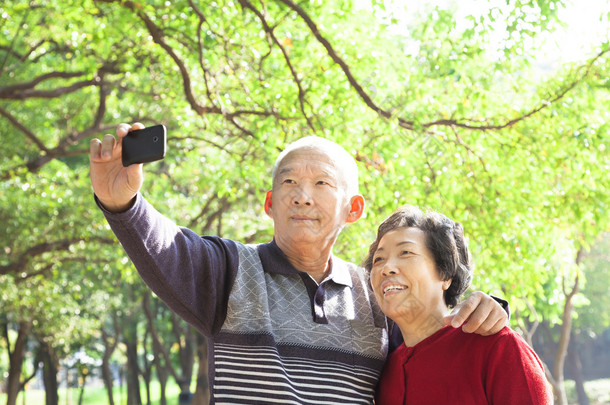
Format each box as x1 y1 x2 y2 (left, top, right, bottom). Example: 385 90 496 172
1 0 609 401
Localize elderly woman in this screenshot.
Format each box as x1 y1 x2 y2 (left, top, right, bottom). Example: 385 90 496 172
365 205 552 404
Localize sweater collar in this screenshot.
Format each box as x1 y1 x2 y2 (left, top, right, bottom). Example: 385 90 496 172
257 239 353 288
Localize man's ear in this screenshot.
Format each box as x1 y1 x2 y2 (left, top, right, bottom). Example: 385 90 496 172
264 191 273 217
346 195 365 223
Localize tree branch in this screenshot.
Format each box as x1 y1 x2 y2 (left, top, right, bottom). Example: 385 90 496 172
98 0 221 116
0 71 88 99
239 0 316 131
275 0 415 129
278 0 609 135
0 237 116 276
142 293 181 383
0 106 51 153
0 71 115 174
423 48 610 131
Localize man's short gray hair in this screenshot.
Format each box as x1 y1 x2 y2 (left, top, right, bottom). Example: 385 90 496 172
271 136 359 196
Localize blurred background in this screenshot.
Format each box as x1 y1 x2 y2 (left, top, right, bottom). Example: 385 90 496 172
1 0 608 404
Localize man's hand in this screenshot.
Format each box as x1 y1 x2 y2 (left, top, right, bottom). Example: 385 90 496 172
443 291 508 335
90 123 145 212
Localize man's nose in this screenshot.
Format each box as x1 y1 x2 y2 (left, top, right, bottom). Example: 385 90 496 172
292 185 313 206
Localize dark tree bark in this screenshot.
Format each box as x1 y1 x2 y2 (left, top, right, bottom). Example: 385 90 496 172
5 321 31 405
39 340 59 405
124 322 142 405
101 321 120 405
152 335 170 405
567 332 590 405
192 334 209 405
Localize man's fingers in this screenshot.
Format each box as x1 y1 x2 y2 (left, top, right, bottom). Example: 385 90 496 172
90 138 102 161
101 133 117 160
464 315 508 336
116 122 145 140
484 317 508 336
90 135 116 162
462 304 494 332
449 293 482 327
116 123 132 139
442 314 454 327
462 305 495 334
455 292 508 334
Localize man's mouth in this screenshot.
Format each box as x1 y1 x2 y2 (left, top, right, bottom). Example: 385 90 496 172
291 215 316 221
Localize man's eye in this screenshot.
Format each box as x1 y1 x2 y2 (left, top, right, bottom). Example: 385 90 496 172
401 250 413 256
283 179 295 184
316 181 328 186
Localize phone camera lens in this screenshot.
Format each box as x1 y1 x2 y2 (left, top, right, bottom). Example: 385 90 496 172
153 136 159 142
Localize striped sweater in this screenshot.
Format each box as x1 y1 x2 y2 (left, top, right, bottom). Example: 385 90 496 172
98 194 388 404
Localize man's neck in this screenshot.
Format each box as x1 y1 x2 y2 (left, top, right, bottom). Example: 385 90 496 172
276 239 334 284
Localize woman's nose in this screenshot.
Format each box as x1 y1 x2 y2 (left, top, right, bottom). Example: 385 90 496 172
381 262 398 276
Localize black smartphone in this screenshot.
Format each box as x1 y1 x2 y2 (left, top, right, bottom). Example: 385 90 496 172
122 125 167 167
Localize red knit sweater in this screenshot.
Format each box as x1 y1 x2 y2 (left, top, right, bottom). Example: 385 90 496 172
375 326 553 405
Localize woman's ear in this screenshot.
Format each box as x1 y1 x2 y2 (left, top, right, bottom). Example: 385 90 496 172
346 195 365 223
264 191 273 217
442 279 452 291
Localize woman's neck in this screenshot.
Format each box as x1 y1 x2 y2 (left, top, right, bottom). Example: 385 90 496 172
398 307 449 347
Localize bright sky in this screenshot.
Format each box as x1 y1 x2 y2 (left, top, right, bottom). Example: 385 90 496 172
367 0 610 68
538 0 610 65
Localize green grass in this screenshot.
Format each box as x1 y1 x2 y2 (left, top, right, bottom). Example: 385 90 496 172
0 380 181 405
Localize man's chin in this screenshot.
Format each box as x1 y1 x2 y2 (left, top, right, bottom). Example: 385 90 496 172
285 228 331 243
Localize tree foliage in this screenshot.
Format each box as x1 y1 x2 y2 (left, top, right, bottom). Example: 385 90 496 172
1 0 609 401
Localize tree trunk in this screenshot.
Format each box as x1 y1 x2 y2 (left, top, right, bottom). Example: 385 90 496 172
77 374 87 405
101 327 117 405
151 330 170 405
176 322 195 405
157 367 169 405
101 314 122 405
124 324 142 405
548 262 581 405
5 321 31 405
143 294 195 405
192 334 209 405
567 332 589 405
39 340 59 405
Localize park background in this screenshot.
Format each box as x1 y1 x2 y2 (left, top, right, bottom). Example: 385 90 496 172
1 0 609 404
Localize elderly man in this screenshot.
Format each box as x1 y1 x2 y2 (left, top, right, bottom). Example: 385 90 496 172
90 123 508 404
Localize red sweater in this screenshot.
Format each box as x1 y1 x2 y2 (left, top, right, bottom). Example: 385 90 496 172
375 326 553 405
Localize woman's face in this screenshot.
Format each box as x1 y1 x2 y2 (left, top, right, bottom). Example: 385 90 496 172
369 227 450 323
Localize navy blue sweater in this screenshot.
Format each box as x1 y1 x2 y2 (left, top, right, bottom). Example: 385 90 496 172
99 194 388 404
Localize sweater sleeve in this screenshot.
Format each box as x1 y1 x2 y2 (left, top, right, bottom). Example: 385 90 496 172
485 328 553 405
96 193 240 337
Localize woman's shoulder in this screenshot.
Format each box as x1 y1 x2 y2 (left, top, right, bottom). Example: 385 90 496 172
444 324 521 348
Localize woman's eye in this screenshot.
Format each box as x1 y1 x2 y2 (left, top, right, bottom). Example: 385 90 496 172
373 256 384 264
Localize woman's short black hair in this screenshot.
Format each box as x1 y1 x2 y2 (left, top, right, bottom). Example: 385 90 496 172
363 205 473 308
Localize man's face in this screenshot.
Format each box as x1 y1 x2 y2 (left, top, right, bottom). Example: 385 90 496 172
265 147 353 248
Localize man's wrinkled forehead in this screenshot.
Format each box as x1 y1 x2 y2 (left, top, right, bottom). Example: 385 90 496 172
274 146 340 177
271 137 359 195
